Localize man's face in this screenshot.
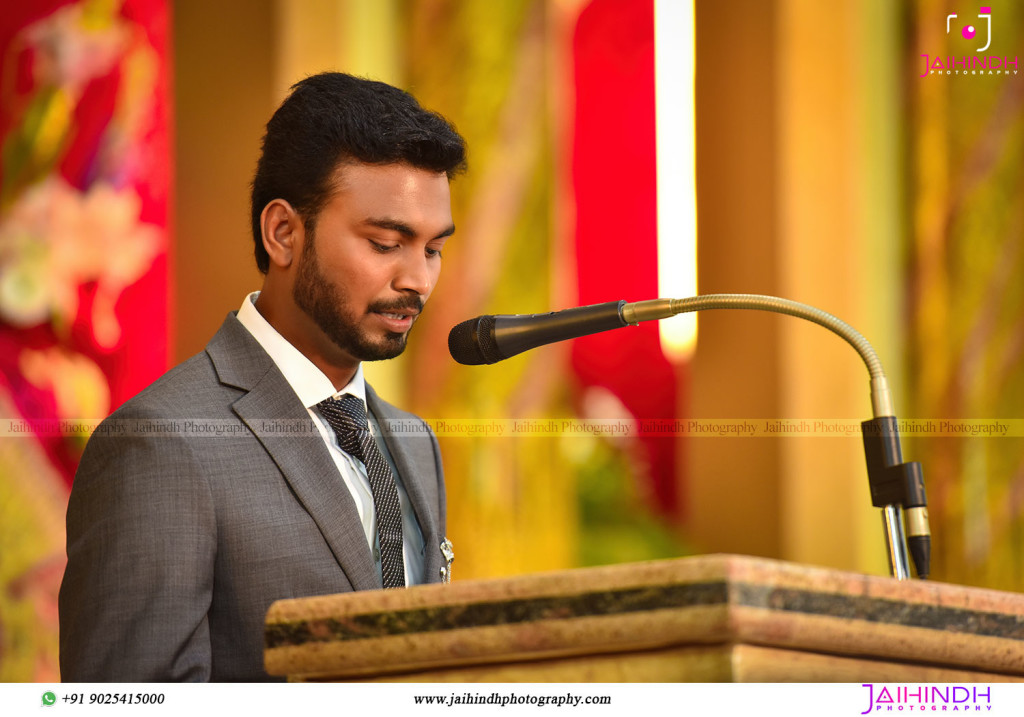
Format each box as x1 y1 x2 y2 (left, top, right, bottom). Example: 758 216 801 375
292 162 454 363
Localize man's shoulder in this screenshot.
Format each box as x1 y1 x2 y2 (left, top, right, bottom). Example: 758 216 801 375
109 313 268 422
108 350 226 421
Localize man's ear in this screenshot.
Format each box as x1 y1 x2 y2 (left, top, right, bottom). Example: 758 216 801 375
261 199 304 269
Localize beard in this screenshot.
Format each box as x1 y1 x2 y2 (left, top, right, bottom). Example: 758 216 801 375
292 233 422 362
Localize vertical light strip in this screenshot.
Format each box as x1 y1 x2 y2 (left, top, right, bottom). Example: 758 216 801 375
654 0 698 360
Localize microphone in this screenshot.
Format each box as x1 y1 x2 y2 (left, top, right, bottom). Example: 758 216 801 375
447 298 686 365
448 300 632 365
448 294 931 581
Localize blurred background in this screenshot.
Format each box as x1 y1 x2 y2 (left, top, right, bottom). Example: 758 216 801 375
1 0 1022 682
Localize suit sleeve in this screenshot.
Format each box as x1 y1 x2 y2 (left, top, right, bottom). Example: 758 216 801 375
59 408 217 682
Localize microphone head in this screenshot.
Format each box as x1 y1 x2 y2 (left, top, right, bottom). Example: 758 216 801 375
448 315 502 365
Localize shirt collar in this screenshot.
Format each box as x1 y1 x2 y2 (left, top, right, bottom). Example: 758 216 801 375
236 291 366 408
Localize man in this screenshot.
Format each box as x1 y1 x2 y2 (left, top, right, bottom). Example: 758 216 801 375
58 72 466 681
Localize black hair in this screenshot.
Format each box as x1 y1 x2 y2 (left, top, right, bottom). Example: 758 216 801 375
250 72 467 273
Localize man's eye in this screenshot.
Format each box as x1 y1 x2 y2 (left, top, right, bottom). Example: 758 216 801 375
370 240 398 253
426 247 443 258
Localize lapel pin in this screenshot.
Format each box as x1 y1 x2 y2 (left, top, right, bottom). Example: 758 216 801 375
439 538 454 583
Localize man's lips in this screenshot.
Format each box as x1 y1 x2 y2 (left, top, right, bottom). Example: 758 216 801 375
375 310 417 321
374 308 419 319
369 300 422 330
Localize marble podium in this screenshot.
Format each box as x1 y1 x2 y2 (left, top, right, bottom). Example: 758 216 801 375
263 554 1024 682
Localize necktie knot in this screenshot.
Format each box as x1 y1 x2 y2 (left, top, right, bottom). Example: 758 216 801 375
317 394 370 462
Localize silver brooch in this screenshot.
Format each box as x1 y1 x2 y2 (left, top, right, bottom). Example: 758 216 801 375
439 538 454 583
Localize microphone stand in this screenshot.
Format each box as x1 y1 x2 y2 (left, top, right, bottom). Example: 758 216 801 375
623 295 930 580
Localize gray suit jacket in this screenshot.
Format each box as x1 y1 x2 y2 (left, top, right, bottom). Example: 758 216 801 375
58 314 447 681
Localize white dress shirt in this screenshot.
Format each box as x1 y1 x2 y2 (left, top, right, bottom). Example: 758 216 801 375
235 292 425 586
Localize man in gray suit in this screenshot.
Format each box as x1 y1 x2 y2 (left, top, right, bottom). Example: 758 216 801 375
58 73 466 681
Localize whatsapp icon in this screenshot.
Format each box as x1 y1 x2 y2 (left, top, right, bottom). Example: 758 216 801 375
42 691 57 707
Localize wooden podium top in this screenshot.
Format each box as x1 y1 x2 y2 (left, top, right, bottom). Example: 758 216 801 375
264 554 1024 682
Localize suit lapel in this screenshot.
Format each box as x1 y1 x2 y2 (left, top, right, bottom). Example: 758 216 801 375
206 315 381 592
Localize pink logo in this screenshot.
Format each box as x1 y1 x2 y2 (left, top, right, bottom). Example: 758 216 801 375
948 6 992 51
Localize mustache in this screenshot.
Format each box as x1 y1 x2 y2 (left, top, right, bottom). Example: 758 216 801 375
368 296 424 314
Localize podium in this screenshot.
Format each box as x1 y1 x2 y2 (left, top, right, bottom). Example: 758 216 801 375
264 554 1024 682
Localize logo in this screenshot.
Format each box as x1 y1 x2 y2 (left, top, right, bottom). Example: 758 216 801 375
860 684 993 713
41 692 57 707
920 5 1018 78
949 7 992 52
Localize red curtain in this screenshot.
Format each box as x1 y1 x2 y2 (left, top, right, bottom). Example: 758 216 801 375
571 0 683 517
0 0 171 484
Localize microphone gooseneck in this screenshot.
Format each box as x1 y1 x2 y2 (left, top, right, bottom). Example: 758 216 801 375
624 295 929 580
